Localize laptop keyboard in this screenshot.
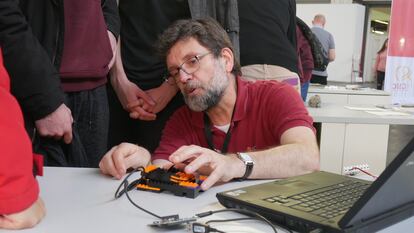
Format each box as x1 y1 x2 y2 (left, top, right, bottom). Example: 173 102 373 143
264 180 370 219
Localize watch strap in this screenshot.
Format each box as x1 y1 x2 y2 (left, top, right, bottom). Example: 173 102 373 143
236 152 254 180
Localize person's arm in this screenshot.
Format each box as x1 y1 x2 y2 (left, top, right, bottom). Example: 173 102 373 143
328 33 336 62
0 66 46 229
0 1 73 143
109 39 156 120
0 198 45 230
98 107 192 178
127 81 179 116
169 85 319 190
169 126 319 190
101 0 119 70
0 0 64 121
328 49 336 62
99 143 151 179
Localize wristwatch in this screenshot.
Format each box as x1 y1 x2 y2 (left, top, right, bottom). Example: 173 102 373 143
236 152 255 180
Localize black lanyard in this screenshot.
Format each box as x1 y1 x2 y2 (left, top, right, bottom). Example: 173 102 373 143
203 113 233 154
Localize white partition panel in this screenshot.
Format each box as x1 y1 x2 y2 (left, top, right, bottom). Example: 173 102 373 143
297 4 366 83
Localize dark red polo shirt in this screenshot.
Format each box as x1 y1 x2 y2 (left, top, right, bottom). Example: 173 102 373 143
152 77 315 161
59 0 112 92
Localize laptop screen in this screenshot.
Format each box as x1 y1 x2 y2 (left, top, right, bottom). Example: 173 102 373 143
339 136 414 228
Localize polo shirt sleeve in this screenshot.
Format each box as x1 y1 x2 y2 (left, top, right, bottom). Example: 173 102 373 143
329 33 335 49
266 84 315 141
152 107 196 161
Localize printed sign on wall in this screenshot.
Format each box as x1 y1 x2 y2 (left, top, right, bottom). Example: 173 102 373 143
384 0 414 104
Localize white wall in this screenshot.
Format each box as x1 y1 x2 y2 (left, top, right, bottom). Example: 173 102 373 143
297 4 365 83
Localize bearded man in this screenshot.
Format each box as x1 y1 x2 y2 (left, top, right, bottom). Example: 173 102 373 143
99 18 319 190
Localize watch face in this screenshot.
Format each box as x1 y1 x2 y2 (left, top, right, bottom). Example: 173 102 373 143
238 152 254 163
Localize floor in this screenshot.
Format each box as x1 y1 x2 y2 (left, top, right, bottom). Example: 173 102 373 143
326 81 414 167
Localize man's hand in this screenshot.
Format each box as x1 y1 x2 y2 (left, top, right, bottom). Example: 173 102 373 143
127 81 178 117
107 31 117 70
169 145 244 190
35 104 73 144
111 73 156 121
109 38 156 120
99 143 151 179
0 197 46 230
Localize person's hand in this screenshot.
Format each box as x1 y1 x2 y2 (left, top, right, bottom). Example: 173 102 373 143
169 145 244 190
111 76 156 120
35 103 73 144
0 197 46 230
127 81 178 116
99 143 151 179
107 31 117 70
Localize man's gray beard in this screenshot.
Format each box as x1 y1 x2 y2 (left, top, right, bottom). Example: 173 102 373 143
182 62 229 112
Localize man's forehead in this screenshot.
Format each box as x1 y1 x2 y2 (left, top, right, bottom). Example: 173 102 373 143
167 38 207 63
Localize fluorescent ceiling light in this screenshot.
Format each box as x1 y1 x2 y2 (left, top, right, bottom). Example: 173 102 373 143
374 19 389 25
372 29 385 35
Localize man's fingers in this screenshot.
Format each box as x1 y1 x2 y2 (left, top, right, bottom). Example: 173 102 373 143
135 90 155 106
111 143 139 176
200 169 222 190
129 108 156 121
99 146 121 179
126 99 143 110
169 145 204 164
62 130 72 144
184 155 212 174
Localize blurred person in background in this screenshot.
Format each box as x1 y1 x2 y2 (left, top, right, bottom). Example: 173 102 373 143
310 14 335 85
374 38 388 90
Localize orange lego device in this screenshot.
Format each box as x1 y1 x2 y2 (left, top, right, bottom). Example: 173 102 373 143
135 165 206 198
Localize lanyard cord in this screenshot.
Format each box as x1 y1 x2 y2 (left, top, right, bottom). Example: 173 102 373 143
203 111 234 154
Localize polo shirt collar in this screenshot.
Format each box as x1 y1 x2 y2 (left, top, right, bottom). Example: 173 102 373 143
190 76 249 128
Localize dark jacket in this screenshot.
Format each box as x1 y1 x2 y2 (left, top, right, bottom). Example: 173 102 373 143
0 0 120 121
188 0 240 60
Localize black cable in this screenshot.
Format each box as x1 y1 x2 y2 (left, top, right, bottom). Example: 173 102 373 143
197 208 293 233
114 167 164 219
114 167 144 199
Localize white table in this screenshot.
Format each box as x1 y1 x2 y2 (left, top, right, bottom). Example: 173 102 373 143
308 104 414 175
0 167 413 233
307 85 391 105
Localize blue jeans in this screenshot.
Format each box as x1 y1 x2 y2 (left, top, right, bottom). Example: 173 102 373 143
34 85 109 167
301 81 310 102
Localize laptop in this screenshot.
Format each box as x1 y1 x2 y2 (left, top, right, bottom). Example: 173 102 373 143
217 136 414 232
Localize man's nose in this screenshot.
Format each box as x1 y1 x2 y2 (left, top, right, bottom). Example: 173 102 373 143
177 69 192 83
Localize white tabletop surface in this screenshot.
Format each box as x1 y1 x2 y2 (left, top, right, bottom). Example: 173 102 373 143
1 167 413 233
307 103 414 125
308 85 391 96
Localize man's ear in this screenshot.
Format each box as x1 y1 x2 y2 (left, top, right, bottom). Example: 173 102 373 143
220 48 234 73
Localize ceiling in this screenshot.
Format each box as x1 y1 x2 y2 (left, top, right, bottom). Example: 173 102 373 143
370 7 390 21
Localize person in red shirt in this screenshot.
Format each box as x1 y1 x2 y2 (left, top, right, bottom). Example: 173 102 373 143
374 38 388 90
0 51 45 229
99 18 319 190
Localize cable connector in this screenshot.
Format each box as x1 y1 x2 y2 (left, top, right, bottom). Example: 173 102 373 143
191 222 224 233
343 164 369 176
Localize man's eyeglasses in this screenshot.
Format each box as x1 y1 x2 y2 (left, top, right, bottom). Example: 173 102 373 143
164 52 212 85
